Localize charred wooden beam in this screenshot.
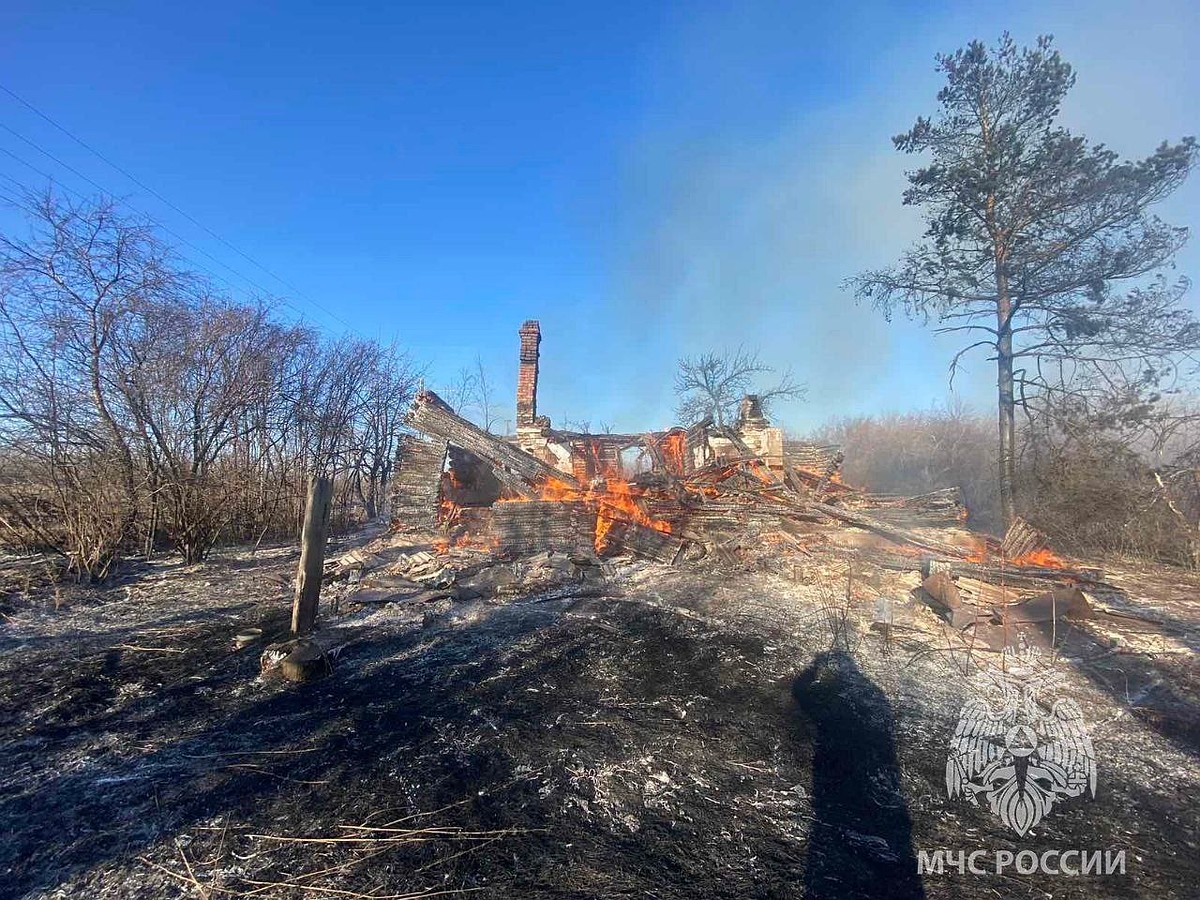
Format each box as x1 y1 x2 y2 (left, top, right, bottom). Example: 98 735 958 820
783 463 808 496
641 433 692 505
807 500 976 558
491 500 595 556
391 435 448 529
683 415 713 474
406 390 579 498
641 433 669 472
602 519 686 564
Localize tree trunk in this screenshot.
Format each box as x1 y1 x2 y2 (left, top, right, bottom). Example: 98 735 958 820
89 331 139 557
291 475 332 635
996 278 1017 527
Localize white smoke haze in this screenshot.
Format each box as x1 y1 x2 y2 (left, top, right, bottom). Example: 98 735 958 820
598 0 1199 433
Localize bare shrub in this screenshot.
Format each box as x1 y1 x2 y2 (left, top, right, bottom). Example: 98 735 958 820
813 404 1000 531
1016 398 1200 566
0 188 420 578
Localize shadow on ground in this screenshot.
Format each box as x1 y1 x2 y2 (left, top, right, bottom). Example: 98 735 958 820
793 650 924 900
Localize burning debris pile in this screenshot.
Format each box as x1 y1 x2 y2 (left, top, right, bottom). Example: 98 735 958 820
399 386 977 564
391 321 1078 578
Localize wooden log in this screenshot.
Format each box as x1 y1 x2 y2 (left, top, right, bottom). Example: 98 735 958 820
1000 516 1047 560
807 500 976 558
406 390 577 497
490 500 596 555
292 475 332 636
391 435 448 529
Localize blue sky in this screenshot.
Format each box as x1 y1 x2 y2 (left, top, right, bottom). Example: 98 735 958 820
1 0 1197 434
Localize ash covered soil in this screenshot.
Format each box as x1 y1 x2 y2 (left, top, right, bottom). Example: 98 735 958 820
1 533 1198 899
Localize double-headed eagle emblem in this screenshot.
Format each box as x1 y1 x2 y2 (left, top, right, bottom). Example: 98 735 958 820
946 647 1096 836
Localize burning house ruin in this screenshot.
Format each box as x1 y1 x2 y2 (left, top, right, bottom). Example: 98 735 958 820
390 320 1023 566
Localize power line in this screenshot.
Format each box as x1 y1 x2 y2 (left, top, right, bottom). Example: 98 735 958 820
0 143 308 317
0 82 354 331
0 162 268 307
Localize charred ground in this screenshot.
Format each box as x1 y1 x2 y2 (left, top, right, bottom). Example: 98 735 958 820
0 534 1198 899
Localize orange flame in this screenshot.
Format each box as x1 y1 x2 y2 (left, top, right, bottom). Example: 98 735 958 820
661 430 688 476
500 474 674 554
961 534 1067 568
1010 546 1067 568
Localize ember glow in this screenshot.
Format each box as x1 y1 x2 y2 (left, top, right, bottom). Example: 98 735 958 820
960 535 1068 568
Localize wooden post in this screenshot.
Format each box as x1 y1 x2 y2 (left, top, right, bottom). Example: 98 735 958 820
292 475 332 635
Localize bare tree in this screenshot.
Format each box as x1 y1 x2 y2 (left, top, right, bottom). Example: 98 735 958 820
471 356 497 433
674 347 805 427
0 190 177 577
346 344 421 519
445 366 478 418
0 188 425 575
118 297 286 562
443 355 500 432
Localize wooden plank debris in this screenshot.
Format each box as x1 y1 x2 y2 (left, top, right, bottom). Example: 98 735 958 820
491 501 596 556
807 501 976 559
406 390 577 497
1000 516 1048 560
391 435 447 529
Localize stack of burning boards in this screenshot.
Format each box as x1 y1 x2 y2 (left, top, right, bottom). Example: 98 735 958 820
399 389 1037 568
383 390 1127 655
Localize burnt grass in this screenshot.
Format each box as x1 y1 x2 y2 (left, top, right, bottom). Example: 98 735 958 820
0 542 1198 899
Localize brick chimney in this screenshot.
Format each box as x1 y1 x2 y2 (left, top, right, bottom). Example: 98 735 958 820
516 320 541 427
738 394 768 428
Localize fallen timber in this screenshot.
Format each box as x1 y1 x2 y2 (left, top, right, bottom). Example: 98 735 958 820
868 551 1107 589
806 501 976 559
406 390 580 497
